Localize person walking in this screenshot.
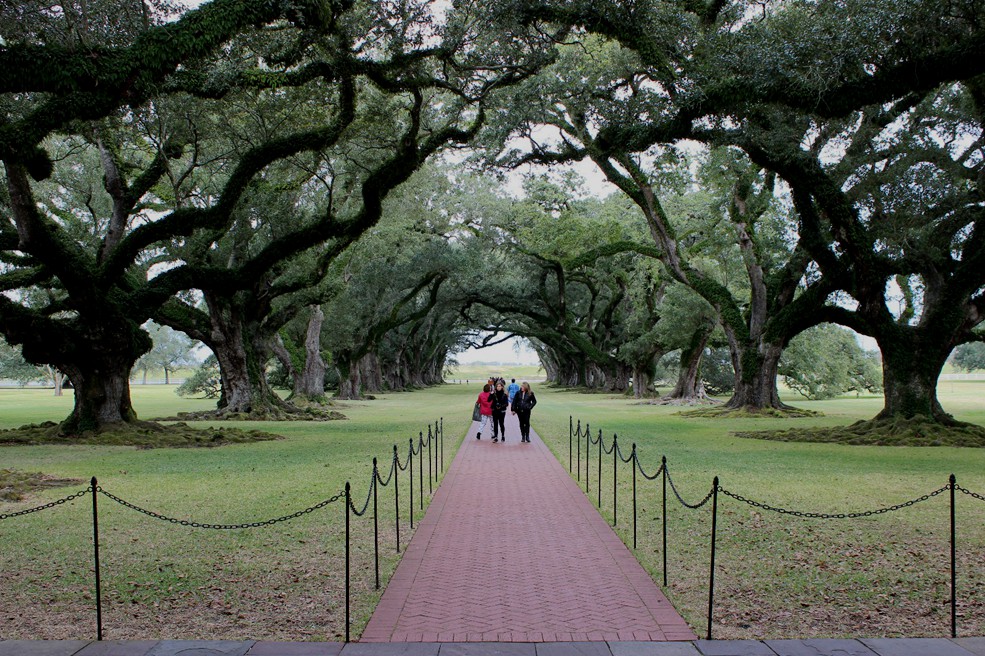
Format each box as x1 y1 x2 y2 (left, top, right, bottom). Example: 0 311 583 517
490 380 509 443
512 381 537 443
506 378 520 407
475 383 494 440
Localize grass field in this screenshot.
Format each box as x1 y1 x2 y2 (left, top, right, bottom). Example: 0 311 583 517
1 382 984 641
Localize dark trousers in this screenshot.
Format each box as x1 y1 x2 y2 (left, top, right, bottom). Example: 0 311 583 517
516 410 531 440
492 411 506 438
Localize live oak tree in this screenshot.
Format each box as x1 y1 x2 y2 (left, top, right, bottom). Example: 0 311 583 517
454 173 664 391
952 342 985 373
0 0 344 432
779 324 882 401
0 0 558 430
323 224 453 399
485 33 833 413
492 0 985 426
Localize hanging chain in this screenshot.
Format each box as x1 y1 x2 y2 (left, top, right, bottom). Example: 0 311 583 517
719 484 951 519
665 469 716 509
376 454 397 487
348 476 375 517
955 484 985 503
636 457 664 481
0 486 91 521
97 487 344 529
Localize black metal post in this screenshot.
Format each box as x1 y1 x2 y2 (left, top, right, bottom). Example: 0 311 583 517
662 455 668 587
612 434 618 526
345 481 351 643
576 420 582 481
409 438 415 529
90 477 103 641
373 459 379 590
950 473 957 639
585 425 591 495
440 418 444 472
394 446 400 553
427 427 433 494
707 476 719 641
569 416 573 473
597 429 602 509
418 432 424 510
632 444 637 549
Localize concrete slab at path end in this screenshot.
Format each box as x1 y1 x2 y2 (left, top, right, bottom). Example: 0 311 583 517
362 414 696 643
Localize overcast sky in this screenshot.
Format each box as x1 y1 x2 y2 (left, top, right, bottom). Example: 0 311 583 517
455 336 539 364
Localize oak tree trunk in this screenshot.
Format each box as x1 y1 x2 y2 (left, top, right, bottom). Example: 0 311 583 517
665 326 712 403
60 355 142 434
207 295 282 414
876 331 954 423
723 336 789 411
296 306 327 399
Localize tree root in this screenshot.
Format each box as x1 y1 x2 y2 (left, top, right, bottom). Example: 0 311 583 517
635 396 722 407
680 405 820 419
733 416 985 447
0 420 284 448
160 403 346 422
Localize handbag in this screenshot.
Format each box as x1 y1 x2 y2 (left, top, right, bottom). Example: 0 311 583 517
472 401 481 422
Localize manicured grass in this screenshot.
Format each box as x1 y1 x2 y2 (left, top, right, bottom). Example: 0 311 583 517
531 384 985 640
0 386 465 641
1 382 984 641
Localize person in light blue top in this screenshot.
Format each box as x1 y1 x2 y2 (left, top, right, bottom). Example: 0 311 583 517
507 378 520 407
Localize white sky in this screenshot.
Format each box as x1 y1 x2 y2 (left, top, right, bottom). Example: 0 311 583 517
455 336 539 364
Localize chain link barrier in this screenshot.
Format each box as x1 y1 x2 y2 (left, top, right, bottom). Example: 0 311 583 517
665 468 716 509
616 441 634 464
396 444 411 471
0 486 92 521
569 415 983 641
348 474 375 517
955 483 985 503
376 454 397 487
97 486 344 529
2 419 446 646
719 484 951 519
635 456 664 481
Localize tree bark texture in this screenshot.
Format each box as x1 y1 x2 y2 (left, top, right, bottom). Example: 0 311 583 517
665 326 712 402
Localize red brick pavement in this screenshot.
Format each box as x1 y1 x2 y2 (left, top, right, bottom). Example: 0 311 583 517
360 413 697 643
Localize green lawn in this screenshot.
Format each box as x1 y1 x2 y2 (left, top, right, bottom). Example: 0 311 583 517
1 382 984 641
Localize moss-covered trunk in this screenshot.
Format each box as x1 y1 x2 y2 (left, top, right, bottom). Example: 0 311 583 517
876 332 953 423
207 295 282 415
295 306 327 401
334 353 362 400
60 357 140 434
11 314 151 434
724 339 788 411
666 326 712 402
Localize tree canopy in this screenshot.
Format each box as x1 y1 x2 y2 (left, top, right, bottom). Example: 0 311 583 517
3 0 985 440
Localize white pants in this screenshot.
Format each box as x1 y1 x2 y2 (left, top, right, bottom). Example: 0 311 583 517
477 414 490 435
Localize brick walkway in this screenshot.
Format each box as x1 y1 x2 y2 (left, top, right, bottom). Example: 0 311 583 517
360 413 697 643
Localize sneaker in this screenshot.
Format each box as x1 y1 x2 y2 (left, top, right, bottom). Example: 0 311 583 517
476 432 480 440
492 438 498 443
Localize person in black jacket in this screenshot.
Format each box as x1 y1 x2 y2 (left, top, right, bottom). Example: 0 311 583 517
511 381 537 443
490 380 509 443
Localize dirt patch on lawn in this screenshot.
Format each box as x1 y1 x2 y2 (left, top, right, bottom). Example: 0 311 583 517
0 469 85 502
